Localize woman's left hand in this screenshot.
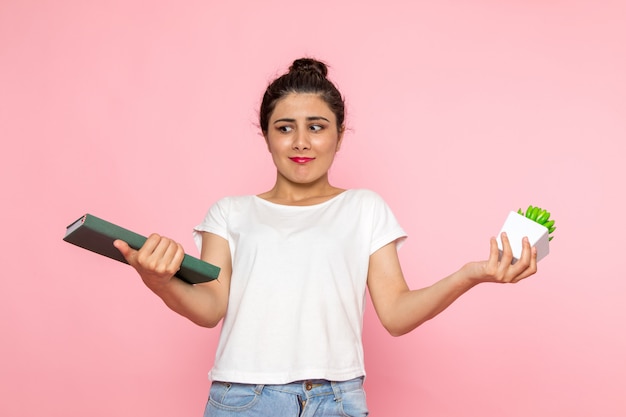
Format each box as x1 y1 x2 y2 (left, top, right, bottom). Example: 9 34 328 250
463 232 538 284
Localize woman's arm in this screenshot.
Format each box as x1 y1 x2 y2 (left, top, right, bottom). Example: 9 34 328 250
367 232 538 337
114 231 231 328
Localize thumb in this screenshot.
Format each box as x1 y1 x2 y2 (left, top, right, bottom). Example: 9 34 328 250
113 239 136 263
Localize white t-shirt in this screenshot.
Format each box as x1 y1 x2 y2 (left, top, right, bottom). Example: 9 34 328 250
193 189 407 384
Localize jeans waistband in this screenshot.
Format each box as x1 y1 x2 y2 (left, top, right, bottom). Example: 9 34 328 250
260 377 364 399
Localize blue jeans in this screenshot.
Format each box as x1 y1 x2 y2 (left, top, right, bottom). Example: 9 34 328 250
203 377 368 417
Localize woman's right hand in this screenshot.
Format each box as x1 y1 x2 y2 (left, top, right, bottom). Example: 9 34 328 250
114 234 185 289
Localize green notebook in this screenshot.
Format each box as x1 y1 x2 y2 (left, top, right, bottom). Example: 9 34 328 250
63 214 220 284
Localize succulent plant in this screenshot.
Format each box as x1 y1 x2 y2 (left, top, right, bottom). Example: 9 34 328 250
517 205 556 241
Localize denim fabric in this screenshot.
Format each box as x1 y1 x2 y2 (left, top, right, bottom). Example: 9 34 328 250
204 377 368 417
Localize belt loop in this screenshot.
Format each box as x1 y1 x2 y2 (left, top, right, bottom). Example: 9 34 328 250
254 384 265 395
330 381 342 402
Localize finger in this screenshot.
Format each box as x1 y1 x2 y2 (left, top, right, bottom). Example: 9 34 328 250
487 236 500 269
145 236 183 275
504 236 531 281
528 245 538 275
160 238 181 265
136 234 168 266
166 242 185 273
512 245 538 283
141 233 163 255
498 232 514 272
113 239 136 262
517 237 532 268
151 235 174 260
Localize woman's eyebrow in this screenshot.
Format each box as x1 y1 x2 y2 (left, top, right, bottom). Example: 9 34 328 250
273 116 330 124
307 116 330 122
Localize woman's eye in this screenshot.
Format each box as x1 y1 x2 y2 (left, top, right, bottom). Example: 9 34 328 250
278 125 292 133
309 124 323 132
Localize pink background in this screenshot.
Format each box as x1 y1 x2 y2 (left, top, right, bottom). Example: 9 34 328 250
2 1 625 416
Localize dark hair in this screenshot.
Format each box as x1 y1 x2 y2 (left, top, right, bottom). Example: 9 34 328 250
259 58 345 133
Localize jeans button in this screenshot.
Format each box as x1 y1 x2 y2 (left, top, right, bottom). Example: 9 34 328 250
305 382 313 390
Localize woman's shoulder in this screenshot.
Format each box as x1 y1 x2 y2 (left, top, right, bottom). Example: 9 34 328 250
208 194 257 211
335 189 393 212
343 188 387 203
214 193 258 202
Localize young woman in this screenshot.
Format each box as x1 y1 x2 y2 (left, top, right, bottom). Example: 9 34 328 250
114 58 538 417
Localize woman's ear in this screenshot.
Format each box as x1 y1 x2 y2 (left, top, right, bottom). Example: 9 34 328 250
336 126 345 152
263 132 271 152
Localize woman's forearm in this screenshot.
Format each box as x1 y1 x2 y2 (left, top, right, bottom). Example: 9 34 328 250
145 277 227 328
384 270 478 336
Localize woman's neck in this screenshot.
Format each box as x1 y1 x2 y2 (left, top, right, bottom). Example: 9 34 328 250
258 175 345 206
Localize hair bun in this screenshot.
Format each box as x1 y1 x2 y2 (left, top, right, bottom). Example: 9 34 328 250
289 58 328 78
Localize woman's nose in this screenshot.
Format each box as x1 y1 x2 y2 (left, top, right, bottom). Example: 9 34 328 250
292 130 311 151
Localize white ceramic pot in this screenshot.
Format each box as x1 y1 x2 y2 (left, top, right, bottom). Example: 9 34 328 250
496 211 550 263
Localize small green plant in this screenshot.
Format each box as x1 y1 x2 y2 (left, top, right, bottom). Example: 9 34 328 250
517 205 556 241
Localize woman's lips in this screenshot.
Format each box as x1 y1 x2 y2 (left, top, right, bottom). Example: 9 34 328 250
289 157 315 164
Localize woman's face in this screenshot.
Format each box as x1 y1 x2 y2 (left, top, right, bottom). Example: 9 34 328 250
264 93 343 187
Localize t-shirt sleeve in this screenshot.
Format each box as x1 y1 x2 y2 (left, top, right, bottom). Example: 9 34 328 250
367 191 408 254
193 197 230 254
